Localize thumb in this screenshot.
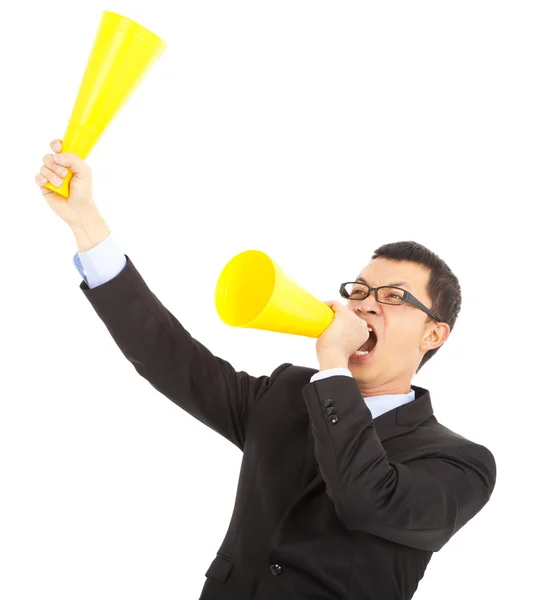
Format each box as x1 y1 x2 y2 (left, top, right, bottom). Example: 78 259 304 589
53 152 89 178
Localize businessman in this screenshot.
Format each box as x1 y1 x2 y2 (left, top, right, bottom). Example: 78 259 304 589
36 139 496 600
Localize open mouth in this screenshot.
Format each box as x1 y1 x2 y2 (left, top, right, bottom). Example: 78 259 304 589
355 329 378 357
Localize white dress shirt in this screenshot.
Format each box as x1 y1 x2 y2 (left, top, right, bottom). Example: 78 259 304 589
73 234 415 419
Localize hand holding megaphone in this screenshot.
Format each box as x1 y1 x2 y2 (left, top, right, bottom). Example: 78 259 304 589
315 300 373 368
37 139 97 225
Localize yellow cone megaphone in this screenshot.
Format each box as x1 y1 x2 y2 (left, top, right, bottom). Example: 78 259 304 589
215 250 334 338
44 11 167 198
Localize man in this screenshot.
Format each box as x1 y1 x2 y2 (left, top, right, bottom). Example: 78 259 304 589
36 139 496 599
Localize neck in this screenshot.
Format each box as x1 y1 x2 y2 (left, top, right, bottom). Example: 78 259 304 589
354 376 413 398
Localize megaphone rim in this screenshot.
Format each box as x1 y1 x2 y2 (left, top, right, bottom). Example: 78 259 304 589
215 249 277 327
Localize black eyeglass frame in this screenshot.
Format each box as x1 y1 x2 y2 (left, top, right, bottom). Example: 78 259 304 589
339 282 441 323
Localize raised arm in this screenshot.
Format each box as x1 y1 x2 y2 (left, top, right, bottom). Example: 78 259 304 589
36 139 282 450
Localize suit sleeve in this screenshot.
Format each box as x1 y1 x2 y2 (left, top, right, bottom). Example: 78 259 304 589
79 254 286 451
303 375 497 552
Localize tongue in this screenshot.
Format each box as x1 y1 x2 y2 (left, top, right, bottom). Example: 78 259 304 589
359 332 377 352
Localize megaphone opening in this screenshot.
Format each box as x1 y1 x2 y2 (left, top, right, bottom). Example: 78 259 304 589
215 251 276 327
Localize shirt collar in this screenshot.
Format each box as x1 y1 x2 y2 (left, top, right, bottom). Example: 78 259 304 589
363 388 416 420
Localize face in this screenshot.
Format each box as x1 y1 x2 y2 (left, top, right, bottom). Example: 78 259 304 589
346 258 450 396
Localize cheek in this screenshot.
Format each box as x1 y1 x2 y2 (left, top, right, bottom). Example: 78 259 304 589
383 327 420 353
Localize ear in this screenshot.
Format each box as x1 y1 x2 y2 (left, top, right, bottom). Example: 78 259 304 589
422 322 450 352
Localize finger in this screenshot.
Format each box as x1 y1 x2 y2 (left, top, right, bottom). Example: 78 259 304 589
43 153 69 178
50 139 62 153
35 172 56 196
35 173 48 187
40 165 63 188
53 152 88 176
323 300 345 312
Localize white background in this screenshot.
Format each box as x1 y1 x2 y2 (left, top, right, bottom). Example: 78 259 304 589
1 1 541 598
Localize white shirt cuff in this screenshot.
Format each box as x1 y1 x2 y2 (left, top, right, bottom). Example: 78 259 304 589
310 368 353 383
77 233 127 289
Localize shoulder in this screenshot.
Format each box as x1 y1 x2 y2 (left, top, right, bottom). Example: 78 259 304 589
419 419 496 487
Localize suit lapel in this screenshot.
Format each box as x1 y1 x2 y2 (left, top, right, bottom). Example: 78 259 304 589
373 385 434 442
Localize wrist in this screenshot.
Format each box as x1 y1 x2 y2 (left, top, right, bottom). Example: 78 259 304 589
69 211 110 253
317 350 349 371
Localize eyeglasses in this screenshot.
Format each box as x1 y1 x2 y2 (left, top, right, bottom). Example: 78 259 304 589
339 282 441 322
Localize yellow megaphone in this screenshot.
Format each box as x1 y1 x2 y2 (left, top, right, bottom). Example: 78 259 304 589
44 11 167 198
215 250 334 338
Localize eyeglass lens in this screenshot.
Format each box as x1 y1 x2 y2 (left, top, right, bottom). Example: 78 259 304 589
344 283 405 305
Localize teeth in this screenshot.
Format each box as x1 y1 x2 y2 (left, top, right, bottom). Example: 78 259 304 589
368 327 373 332
356 350 369 356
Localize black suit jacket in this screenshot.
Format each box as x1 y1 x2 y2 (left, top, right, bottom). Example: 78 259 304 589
80 256 496 599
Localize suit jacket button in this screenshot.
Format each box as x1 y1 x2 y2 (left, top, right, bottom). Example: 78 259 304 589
323 398 333 408
270 564 283 575
329 415 339 424
325 407 336 416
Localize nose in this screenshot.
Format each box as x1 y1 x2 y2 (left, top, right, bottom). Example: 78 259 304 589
353 293 380 315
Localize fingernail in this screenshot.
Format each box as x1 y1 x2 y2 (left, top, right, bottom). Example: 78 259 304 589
59 167 68 177
54 154 63 164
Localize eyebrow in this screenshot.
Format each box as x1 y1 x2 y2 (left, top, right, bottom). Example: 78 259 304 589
356 276 409 288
